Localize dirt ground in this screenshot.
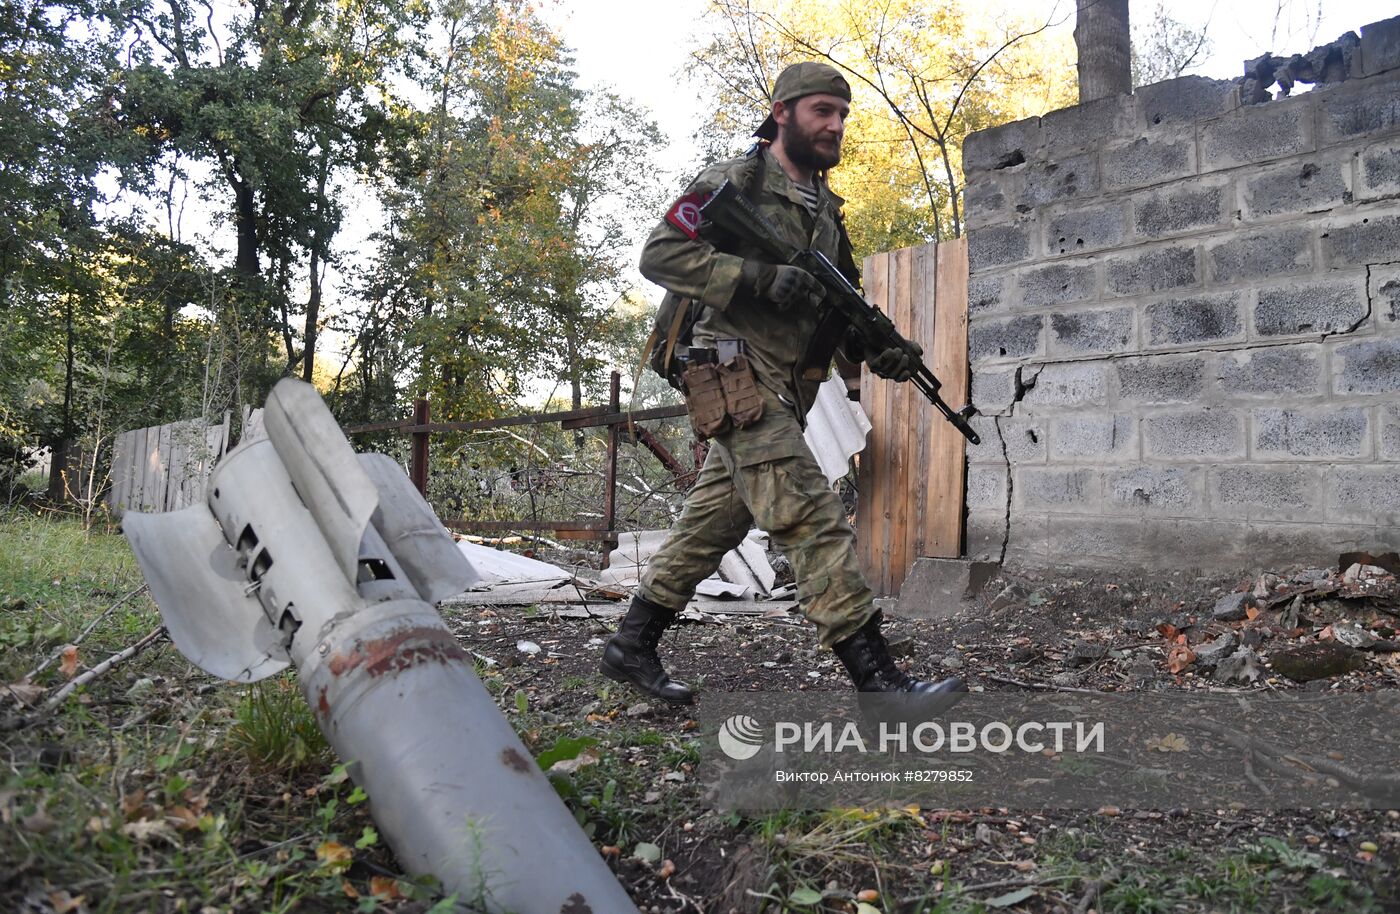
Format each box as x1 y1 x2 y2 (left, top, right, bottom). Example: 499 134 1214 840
446 561 1400 913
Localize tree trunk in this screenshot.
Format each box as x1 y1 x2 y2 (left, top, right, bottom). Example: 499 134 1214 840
303 147 331 383
1074 0 1131 103
47 288 76 501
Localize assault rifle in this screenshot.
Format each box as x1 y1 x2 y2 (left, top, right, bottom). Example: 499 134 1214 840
700 179 981 445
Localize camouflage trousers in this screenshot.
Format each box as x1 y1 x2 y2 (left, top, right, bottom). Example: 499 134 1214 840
638 408 877 650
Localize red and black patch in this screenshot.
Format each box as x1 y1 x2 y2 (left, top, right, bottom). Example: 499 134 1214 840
665 191 705 239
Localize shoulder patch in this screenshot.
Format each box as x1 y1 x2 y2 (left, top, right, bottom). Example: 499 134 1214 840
665 192 705 239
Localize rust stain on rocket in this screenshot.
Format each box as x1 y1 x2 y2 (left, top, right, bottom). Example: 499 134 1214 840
317 686 330 717
501 747 533 773
327 626 467 679
559 893 593 914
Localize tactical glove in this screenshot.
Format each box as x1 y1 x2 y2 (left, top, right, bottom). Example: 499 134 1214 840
742 261 825 311
865 338 922 382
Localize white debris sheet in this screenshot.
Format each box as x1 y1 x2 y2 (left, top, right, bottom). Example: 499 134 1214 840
600 528 776 599
455 539 572 584
803 374 872 486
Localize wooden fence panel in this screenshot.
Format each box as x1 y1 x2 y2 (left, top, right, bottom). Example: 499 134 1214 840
856 237 970 597
108 414 233 517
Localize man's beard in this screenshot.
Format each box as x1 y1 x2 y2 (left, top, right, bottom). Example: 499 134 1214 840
782 120 841 171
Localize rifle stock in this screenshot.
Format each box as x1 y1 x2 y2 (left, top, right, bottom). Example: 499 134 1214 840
701 180 981 445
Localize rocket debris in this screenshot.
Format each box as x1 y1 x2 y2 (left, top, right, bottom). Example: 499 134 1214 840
122 378 640 914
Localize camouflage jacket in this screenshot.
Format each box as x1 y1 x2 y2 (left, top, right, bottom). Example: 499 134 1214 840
639 146 857 437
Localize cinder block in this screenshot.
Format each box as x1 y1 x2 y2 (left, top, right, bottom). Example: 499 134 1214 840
1144 409 1244 459
1207 227 1312 283
1254 276 1369 337
1017 262 1098 308
969 222 1033 268
1105 244 1199 296
1048 307 1135 356
1003 513 1051 568
1253 406 1371 459
963 180 1008 226
1381 404 1400 459
1200 96 1313 171
1145 293 1243 348
1136 76 1236 131
1107 466 1199 512
970 367 1017 414
1327 465 1400 518
1360 16 1400 79
965 511 1007 563
1001 416 1048 464
1371 264 1400 324
1318 69 1400 143
1048 415 1138 461
968 273 1008 316
895 558 1001 619
1134 182 1230 239
1010 153 1100 210
1116 356 1206 403
968 314 1044 363
1044 515 1144 566
1021 362 1109 409
1210 465 1321 520
1334 337 1400 394
1217 346 1323 398
1015 466 1100 511
1358 138 1400 201
1241 160 1351 219
963 116 1042 174
965 465 1007 510
966 415 1005 463
1046 204 1128 255
1102 135 1195 191
1321 212 1400 267
1041 95 1135 157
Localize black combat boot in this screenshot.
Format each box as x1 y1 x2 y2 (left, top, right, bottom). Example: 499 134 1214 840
834 612 966 695
600 595 694 705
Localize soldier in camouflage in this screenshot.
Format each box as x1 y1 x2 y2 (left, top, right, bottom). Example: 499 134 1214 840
600 62 966 705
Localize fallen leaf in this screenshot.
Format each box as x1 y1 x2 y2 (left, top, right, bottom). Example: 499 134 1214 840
369 876 401 899
166 806 201 831
316 840 353 874
1012 860 1036 873
1167 644 1197 674
547 748 600 775
59 645 80 679
341 881 359 899
121 817 177 844
1245 604 1262 621
4 680 45 706
1146 733 1189 753
632 841 662 863
48 890 85 914
1156 623 1180 640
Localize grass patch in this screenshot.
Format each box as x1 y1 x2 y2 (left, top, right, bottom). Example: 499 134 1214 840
228 676 332 773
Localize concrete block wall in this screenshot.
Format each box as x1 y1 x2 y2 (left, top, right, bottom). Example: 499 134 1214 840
962 15 1400 572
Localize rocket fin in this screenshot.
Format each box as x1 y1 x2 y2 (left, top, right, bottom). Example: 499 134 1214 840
122 506 290 682
262 378 377 586
359 453 479 603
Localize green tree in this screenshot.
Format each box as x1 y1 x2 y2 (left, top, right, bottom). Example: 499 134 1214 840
687 0 1077 249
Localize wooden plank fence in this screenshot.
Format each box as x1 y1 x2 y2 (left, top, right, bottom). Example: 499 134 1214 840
108 410 264 517
856 237 970 597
